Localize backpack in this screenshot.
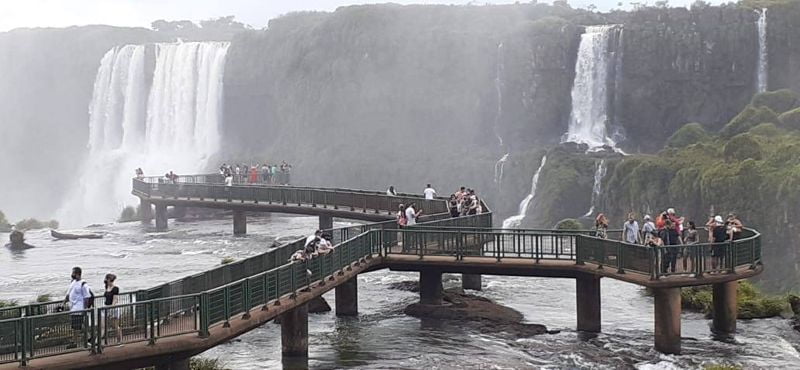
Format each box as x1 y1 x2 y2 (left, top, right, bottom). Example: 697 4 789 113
82 282 95 309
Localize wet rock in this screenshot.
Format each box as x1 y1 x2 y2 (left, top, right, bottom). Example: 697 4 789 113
6 230 34 249
404 288 551 337
388 281 419 292
308 296 331 313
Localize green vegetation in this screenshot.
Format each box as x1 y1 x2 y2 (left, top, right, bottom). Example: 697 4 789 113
751 89 799 114
14 218 59 231
0 299 18 308
779 107 800 130
667 123 711 148
0 210 10 232
220 257 236 265
35 294 52 303
703 364 742 370
190 357 228 370
118 206 139 222
555 218 583 230
681 281 789 319
719 105 778 138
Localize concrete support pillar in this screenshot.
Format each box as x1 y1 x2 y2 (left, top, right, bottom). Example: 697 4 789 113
319 214 333 231
335 277 358 316
281 303 309 357
139 199 153 223
653 287 682 355
576 274 601 333
155 203 168 231
712 281 738 334
155 357 190 370
462 274 482 291
233 210 247 235
419 270 443 305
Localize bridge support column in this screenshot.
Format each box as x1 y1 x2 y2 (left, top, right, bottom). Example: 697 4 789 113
281 303 309 356
653 287 681 355
233 210 247 235
155 357 190 370
419 270 443 305
576 274 601 333
155 203 168 231
462 274 482 291
712 281 738 334
335 276 358 316
319 214 333 231
139 199 152 223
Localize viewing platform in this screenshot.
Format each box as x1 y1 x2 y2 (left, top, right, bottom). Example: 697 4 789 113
0 176 762 369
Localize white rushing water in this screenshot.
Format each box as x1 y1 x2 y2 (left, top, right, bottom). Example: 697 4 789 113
492 42 505 148
494 153 509 188
501 155 546 229
563 25 620 150
582 159 607 218
756 8 768 93
59 42 230 227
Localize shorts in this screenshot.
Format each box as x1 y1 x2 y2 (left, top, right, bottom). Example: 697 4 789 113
70 314 84 330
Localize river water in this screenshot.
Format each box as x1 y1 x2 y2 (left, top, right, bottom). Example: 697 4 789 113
2 216 799 369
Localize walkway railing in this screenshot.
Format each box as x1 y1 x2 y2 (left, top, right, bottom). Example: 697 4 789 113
0 179 762 366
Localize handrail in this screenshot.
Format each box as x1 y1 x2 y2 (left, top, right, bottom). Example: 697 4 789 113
0 178 761 366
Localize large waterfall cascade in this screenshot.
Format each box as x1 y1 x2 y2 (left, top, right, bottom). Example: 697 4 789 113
59 41 230 227
582 159 607 218
501 155 547 229
756 8 768 93
562 25 622 150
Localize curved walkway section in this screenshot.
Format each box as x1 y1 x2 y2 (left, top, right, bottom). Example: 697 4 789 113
0 177 762 368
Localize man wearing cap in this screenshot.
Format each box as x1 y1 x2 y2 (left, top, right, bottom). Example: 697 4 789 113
711 215 729 270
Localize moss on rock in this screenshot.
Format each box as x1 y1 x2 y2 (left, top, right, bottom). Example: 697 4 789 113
748 122 783 137
778 107 800 130
555 218 583 230
667 122 711 148
720 105 779 138
723 133 762 161
681 281 789 319
751 89 799 114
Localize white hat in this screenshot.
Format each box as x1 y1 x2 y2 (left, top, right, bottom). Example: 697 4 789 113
644 215 651 221
667 208 675 215
714 215 724 224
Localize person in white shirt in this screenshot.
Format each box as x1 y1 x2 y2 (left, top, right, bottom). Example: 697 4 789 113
64 267 92 348
423 184 437 200
224 175 233 187
405 203 421 226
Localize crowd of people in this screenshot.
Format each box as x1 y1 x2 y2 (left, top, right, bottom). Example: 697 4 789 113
594 209 745 274
219 161 293 186
388 184 484 228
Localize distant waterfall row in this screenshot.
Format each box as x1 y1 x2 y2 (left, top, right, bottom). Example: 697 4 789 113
60 42 230 226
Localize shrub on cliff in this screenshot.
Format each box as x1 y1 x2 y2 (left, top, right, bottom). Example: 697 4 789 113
681 281 788 319
748 122 783 137
778 107 800 130
118 206 138 222
555 218 582 230
723 134 762 161
15 218 59 231
751 89 799 114
0 210 10 232
666 123 711 148
720 105 779 138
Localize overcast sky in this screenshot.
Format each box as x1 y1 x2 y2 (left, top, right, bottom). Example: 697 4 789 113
0 0 724 32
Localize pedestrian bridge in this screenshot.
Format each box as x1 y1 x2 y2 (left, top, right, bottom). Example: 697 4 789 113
0 176 763 369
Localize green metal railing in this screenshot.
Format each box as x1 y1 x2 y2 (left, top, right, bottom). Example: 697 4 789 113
0 178 762 366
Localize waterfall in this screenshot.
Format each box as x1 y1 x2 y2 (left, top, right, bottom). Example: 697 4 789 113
501 155 547 229
58 41 230 226
756 9 768 93
494 153 509 188
582 159 607 218
492 43 505 148
562 25 621 150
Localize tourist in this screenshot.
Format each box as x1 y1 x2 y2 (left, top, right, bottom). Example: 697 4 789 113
103 273 122 344
460 195 473 217
248 165 258 183
448 194 459 218
594 213 609 239
317 234 334 255
683 221 699 272
271 164 278 184
135 168 144 179
727 213 744 240
660 220 682 274
261 163 270 183
455 186 467 201
711 215 729 270
423 184 437 200
623 212 640 244
306 229 323 250
396 204 407 228
667 208 684 234
405 203 421 226
64 267 93 348
641 215 656 245
280 161 292 185
467 189 480 215
387 186 397 196
224 174 233 187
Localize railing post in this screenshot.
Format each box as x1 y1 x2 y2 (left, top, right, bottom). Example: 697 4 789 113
695 245 704 278
20 317 28 366
728 241 735 274
650 247 658 280
617 243 625 274
576 236 585 265
199 293 210 337
223 287 231 327
242 279 252 319
147 302 156 345
93 308 102 354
